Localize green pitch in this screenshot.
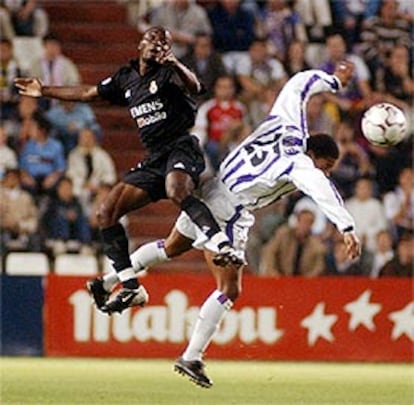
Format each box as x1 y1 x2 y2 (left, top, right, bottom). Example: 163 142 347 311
1 358 413 404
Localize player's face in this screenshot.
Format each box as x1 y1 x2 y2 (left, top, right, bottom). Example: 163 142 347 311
312 156 337 176
138 28 172 63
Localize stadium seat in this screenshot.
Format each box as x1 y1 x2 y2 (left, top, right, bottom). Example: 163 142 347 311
54 254 99 276
5 252 50 276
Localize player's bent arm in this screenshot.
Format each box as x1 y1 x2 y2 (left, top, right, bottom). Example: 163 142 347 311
170 59 202 95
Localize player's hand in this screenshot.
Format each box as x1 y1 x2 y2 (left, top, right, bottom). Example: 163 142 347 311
156 46 177 65
343 231 361 260
334 61 355 88
14 77 43 98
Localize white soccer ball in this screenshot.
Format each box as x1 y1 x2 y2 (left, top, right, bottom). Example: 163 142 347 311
361 103 407 147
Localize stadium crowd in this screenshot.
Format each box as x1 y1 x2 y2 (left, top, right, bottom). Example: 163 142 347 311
0 0 413 278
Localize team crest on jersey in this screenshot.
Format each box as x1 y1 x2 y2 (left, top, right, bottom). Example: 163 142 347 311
149 80 158 94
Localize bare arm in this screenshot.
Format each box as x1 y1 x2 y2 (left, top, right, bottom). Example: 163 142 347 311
157 49 202 95
14 78 101 102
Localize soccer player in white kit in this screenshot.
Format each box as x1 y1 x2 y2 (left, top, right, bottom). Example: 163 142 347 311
87 61 361 388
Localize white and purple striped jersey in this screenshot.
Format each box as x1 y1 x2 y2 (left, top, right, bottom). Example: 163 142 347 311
219 69 355 233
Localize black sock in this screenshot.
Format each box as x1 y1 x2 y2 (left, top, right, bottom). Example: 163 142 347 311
180 195 222 239
101 224 138 289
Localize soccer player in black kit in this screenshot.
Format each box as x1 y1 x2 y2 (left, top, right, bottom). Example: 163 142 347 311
15 26 240 313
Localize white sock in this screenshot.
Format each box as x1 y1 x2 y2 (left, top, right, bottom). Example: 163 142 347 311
130 239 169 270
182 290 233 362
102 240 169 292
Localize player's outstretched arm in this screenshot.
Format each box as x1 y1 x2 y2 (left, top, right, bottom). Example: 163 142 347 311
14 77 101 102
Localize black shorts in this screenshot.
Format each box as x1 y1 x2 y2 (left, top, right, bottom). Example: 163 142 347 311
123 134 205 201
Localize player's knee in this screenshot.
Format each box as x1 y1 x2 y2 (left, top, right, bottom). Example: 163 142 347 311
166 185 191 206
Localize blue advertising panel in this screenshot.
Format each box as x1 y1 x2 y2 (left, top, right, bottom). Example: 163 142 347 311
0 275 44 356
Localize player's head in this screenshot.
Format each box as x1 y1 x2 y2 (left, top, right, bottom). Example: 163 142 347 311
138 26 172 63
306 133 339 175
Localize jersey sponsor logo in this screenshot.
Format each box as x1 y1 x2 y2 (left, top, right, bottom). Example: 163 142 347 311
130 100 164 118
136 111 167 128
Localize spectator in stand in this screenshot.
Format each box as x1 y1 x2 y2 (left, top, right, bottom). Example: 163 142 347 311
319 32 372 118
366 131 413 194
192 75 248 173
19 110 66 198
235 37 287 107
257 0 307 63
283 39 310 78
181 32 227 103
66 128 117 217
383 167 414 242
0 125 18 179
29 33 80 109
260 208 327 277
149 0 212 59
0 39 22 126
295 0 332 67
331 120 372 199
0 168 39 253
345 177 387 253
370 229 395 278
45 100 102 156
0 5 15 40
330 0 367 50
4 94 39 150
374 45 414 112
3 0 48 37
306 95 337 137
207 0 256 73
42 176 92 255
358 0 411 78
379 233 413 277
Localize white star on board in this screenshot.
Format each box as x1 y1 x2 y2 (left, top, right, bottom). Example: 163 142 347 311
301 302 338 346
344 290 382 331
388 302 414 341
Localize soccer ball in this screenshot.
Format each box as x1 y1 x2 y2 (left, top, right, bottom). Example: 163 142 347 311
361 103 407 147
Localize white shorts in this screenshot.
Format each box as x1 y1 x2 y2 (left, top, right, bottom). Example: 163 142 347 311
175 178 255 262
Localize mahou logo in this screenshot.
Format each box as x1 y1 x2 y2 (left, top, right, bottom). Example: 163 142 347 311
69 289 284 345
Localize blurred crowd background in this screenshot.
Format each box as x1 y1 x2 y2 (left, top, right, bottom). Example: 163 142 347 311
0 0 412 278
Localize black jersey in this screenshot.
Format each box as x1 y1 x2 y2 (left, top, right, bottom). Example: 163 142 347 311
97 60 198 152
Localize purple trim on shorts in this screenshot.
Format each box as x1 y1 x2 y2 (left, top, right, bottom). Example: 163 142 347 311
156 239 165 249
217 293 229 305
225 204 243 244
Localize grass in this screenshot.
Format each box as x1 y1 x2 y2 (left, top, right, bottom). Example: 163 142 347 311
1 358 413 405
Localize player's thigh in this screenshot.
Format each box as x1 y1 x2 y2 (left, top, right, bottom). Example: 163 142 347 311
165 135 205 189
98 182 151 225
